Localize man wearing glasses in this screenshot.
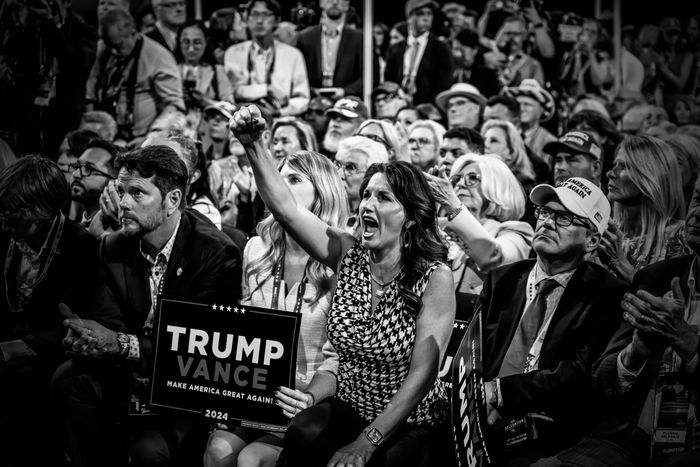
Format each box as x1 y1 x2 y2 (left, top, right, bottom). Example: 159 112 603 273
70 139 120 229
146 0 187 54
476 177 629 465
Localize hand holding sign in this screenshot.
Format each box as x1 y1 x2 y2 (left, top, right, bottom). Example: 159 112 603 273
275 386 314 419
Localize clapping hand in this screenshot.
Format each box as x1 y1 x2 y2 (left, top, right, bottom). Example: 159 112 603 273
229 105 267 146
598 222 635 283
622 277 697 360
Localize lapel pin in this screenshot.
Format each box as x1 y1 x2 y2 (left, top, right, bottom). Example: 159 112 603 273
176 267 183 276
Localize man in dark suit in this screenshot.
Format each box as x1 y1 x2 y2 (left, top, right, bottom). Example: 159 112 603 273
384 0 454 105
296 0 366 100
476 177 628 466
533 178 700 467
51 145 241 467
145 0 186 54
0 156 99 467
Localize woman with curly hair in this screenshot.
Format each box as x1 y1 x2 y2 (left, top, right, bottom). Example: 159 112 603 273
599 135 688 282
204 150 348 467
229 104 455 467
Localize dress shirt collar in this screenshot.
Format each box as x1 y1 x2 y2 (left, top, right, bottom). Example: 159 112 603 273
532 261 577 290
139 218 181 267
155 21 178 50
407 30 429 48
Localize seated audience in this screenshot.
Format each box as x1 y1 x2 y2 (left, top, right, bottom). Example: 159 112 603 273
204 151 348 467
271 117 318 162
80 110 119 143
355 118 408 162
322 97 368 155
600 136 688 283
480 177 627 465
435 82 486 130
545 130 604 186
428 154 533 319
536 176 700 467
372 82 410 121
51 145 242 467
230 104 455 467
481 119 537 193
0 157 98 466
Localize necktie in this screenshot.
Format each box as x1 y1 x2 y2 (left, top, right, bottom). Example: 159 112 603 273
498 278 558 377
402 40 420 97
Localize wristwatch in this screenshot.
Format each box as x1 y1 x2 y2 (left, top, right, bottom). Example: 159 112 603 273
446 204 465 222
364 427 384 447
116 332 130 357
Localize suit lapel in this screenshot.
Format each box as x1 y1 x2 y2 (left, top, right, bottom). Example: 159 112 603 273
334 27 350 78
163 214 191 298
200 66 214 94
487 264 531 376
312 26 323 83
123 241 150 320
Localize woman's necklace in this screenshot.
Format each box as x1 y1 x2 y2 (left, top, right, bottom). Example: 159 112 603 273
370 267 402 299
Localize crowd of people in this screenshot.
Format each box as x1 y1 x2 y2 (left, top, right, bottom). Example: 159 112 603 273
1 0 700 466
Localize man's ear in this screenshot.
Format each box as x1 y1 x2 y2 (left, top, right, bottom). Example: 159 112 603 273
166 188 183 215
189 169 202 185
591 159 602 180
586 230 602 254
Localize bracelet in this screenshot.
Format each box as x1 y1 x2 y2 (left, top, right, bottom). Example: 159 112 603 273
446 204 465 222
303 391 316 406
533 22 544 29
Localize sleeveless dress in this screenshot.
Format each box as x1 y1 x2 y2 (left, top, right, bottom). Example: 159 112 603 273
326 240 449 427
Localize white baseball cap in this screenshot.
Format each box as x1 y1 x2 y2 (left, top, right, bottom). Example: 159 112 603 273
530 177 611 234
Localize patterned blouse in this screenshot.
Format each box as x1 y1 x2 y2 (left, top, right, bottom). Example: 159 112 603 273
327 240 449 427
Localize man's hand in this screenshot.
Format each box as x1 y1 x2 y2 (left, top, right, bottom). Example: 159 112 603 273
229 105 267 146
484 380 502 425
59 303 120 358
622 277 696 360
327 434 377 467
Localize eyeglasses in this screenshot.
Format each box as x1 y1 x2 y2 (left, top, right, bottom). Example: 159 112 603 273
69 162 115 179
181 39 204 47
249 11 275 21
408 137 434 147
450 172 481 188
305 108 326 117
157 0 185 9
375 93 397 104
334 160 362 177
534 206 590 228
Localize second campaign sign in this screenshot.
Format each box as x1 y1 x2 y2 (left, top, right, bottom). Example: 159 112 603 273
150 299 301 430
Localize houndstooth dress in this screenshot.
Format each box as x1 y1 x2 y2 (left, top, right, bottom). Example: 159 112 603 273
327 240 449 426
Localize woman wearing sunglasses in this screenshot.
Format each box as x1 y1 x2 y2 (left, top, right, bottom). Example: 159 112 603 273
428 154 533 319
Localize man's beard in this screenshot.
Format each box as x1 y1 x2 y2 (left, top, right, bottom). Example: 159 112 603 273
323 132 341 154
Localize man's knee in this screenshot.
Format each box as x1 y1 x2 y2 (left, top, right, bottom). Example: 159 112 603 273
204 434 237 466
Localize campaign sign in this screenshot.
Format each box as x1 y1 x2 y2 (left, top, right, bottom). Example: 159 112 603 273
451 310 492 467
439 319 470 390
150 299 301 431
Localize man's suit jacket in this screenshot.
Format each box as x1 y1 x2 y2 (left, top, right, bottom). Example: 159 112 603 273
91 210 241 374
296 25 369 98
0 219 99 358
384 34 454 105
591 254 697 436
480 259 628 443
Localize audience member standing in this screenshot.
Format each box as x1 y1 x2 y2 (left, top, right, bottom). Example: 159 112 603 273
384 0 454 105
296 0 366 100
0 157 98 467
435 83 486 130
506 79 556 166
52 145 242 467
407 119 446 172
86 8 185 145
224 0 310 117
146 0 187 55
480 178 627 465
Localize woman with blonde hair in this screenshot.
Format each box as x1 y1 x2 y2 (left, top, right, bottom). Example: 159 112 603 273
204 151 348 467
406 119 446 171
270 117 318 161
663 133 700 211
428 153 533 317
600 135 688 282
481 119 537 193
355 119 408 162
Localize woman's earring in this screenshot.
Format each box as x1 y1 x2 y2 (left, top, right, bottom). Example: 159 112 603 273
402 229 412 249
